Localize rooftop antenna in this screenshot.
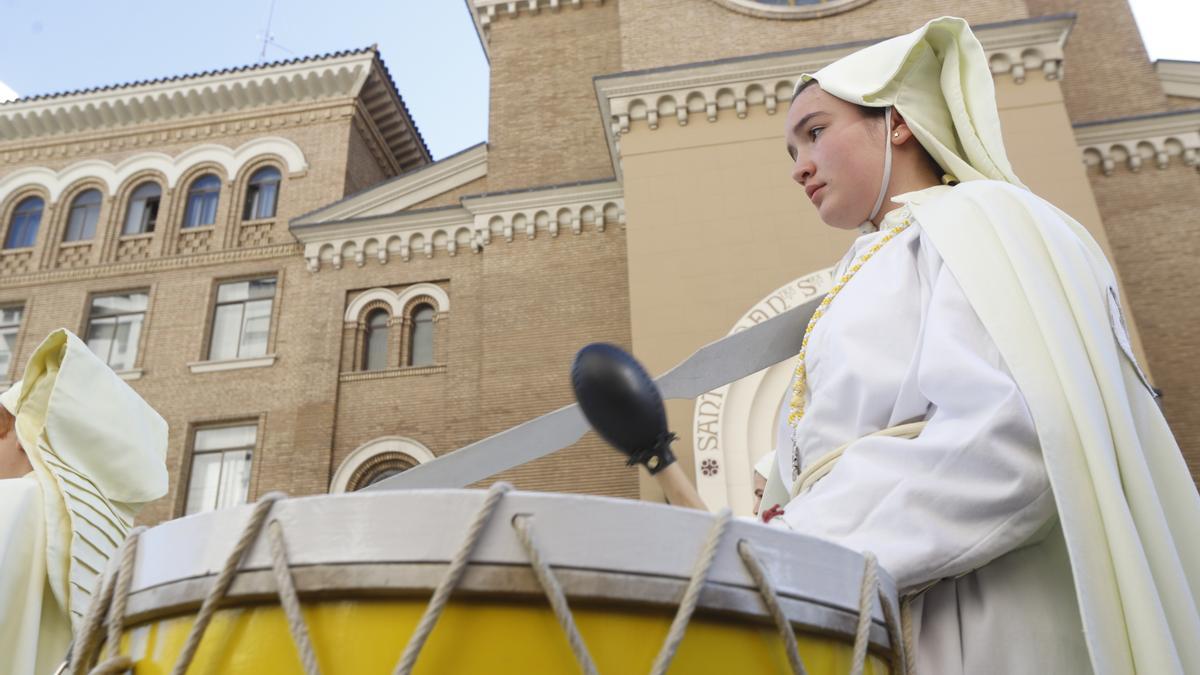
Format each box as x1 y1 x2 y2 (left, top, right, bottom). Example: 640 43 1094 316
256 0 295 62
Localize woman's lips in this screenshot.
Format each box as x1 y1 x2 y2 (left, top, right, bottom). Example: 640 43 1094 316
809 185 826 204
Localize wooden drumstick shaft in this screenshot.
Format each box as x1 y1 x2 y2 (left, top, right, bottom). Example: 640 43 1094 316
655 462 708 511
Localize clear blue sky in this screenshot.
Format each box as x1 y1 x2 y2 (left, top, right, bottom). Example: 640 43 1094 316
0 0 489 160
0 1 1194 160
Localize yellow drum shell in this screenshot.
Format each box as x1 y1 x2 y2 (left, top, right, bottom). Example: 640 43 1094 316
117 598 890 674
112 490 899 673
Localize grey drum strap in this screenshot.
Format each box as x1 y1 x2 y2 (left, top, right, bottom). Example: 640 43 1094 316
370 295 823 491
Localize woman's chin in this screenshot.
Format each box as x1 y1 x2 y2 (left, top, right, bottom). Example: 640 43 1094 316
821 212 864 231
815 201 861 231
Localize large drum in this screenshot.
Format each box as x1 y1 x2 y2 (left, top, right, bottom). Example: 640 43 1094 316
87 488 900 674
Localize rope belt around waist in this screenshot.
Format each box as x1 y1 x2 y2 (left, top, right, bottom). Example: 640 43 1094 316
790 421 929 500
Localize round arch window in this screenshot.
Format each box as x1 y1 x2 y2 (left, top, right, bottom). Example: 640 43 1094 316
707 0 874 19
347 451 419 491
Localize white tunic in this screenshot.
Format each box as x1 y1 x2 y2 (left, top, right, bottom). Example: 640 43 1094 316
0 474 72 675
771 197 1092 673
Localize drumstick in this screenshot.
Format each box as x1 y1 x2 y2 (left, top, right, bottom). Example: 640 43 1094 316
571 343 708 511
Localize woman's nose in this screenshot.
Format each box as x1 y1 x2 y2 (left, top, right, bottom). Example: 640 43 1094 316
791 156 814 186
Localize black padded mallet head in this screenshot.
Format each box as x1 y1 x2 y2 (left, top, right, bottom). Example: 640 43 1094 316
571 343 678 474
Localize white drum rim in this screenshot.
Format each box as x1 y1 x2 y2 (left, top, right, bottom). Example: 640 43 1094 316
125 490 898 644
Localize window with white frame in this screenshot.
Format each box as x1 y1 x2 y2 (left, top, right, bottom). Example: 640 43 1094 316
243 167 281 220
208 278 276 361
0 305 23 379
185 424 255 515
63 189 102 242
85 291 148 372
123 182 161 235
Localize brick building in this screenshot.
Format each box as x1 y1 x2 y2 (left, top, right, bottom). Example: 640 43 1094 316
0 0 1196 523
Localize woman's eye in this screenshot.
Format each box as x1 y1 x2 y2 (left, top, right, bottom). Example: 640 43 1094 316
809 127 824 141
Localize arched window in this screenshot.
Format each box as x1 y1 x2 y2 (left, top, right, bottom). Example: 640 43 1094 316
63 189 102 242
409 304 435 367
362 308 390 371
122 182 161 235
4 196 43 249
349 451 421 491
358 465 407 489
243 166 281 220
182 174 221 228
329 437 435 493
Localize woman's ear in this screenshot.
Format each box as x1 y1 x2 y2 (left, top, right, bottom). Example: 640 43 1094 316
889 110 916 145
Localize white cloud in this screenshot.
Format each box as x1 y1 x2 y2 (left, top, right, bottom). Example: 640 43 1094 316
0 80 18 102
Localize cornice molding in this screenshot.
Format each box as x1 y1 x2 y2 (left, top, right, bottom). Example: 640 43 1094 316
0 50 428 172
593 14 1074 180
0 52 374 143
1075 109 1200 175
293 143 487 226
1155 60 1200 100
467 0 605 59
293 179 624 272
0 242 299 289
0 102 348 164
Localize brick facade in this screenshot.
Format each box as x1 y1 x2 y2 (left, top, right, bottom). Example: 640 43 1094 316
1085 161 1200 477
485 1 622 192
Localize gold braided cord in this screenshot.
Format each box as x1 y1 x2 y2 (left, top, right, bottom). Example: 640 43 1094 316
787 219 913 443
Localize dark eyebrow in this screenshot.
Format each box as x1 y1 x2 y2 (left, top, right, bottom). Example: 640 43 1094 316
785 111 827 160
790 111 826 139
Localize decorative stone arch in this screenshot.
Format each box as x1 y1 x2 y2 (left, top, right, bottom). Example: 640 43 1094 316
229 155 287 248
54 177 110 238
395 282 449 315
0 136 308 208
104 170 169 263
330 436 436 493
356 298 398 371
232 155 287 208
166 162 230 256
48 178 109 269
344 287 404 322
170 137 308 184
398 284 447 368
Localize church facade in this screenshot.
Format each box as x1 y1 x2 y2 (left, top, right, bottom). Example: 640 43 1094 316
0 0 1195 523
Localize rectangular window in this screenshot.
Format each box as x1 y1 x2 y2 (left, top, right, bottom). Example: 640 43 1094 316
0 305 24 379
185 424 255 515
208 278 276 361
85 292 148 372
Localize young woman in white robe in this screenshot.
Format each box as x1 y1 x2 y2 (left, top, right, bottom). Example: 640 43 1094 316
0 330 168 674
759 17 1200 675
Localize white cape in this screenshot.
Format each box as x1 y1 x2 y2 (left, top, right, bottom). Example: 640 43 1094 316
914 180 1200 674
